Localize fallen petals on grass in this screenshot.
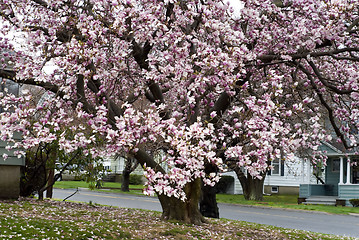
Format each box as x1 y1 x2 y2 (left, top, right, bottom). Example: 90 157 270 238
0 198 354 239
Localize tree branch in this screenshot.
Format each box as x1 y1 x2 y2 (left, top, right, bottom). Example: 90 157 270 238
76 74 95 113
257 48 359 63
307 60 353 94
294 62 351 149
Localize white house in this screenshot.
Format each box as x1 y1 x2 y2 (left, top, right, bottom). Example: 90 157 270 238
223 157 318 195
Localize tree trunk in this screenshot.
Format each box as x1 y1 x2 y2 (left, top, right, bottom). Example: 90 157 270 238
46 169 54 198
38 190 44 200
200 184 219 218
133 150 206 224
226 160 266 201
37 163 47 200
120 156 139 192
243 175 265 201
158 178 207 225
199 163 219 218
121 171 130 192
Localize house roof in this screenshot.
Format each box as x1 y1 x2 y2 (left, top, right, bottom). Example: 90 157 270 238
320 139 359 157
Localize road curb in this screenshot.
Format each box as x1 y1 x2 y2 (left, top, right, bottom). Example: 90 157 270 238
349 213 359 217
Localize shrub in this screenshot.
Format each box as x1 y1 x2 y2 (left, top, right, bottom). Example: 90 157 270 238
349 199 359 207
216 175 234 193
129 174 143 185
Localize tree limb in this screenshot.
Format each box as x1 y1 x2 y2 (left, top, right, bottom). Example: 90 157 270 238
294 62 351 149
307 60 353 94
258 48 359 63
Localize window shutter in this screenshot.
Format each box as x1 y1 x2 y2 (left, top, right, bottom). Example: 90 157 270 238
267 161 271 176
280 160 285 176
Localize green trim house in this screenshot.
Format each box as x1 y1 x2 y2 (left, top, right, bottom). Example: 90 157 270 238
299 142 359 206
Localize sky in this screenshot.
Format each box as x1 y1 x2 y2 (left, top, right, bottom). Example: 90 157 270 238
228 0 244 17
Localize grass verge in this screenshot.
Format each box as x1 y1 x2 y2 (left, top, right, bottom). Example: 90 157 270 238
0 198 354 240
54 181 145 195
216 194 359 215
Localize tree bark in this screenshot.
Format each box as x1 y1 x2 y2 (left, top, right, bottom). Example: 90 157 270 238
158 178 207 225
134 150 206 224
243 175 265 201
199 163 219 218
46 168 54 198
226 160 266 201
200 184 219 218
120 156 139 192
121 170 130 192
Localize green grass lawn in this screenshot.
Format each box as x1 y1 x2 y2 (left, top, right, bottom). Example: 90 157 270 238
54 180 144 190
216 193 359 215
0 198 354 240
54 180 145 195
54 181 359 215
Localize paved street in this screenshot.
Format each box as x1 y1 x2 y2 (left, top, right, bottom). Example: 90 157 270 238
53 188 359 238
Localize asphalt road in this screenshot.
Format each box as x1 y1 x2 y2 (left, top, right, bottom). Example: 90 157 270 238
53 188 359 238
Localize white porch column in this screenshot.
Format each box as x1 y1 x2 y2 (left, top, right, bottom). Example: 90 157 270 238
339 157 344 184
307 159 311 184
301 159 305 183
346 157 351 184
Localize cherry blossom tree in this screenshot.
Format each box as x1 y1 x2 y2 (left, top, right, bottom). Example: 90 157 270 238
220 0 359 200
0 0 358 223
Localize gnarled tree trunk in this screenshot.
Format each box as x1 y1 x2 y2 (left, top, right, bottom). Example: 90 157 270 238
134 150 206 224
200 184 219 218
243 175 265 201
199 163 219 218
226 160 266 201
121 170 130 192
121 156 139 192
46 168 54 198
158 178 206 225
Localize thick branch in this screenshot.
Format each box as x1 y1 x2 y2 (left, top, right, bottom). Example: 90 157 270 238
0 69 16 80
347 17 359 32
307 60 353 94
133 149 166 174
209 92 232 124
225 159 249 194
31 0 49 7
76 74 95 113
132 40 151 70
258 48 359 63
0 69 67 98
148 81 164 102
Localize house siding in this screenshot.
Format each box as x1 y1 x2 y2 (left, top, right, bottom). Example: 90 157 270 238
338 184 359 206
0 132 25 166
221 171 243 194
299 184 310 198
224 158 315 195
264 158 315 194
0 132 25 199
0 165 21 199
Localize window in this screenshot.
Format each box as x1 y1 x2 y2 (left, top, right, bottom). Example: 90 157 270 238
332 159 340 172
269 158 284 176
271 159 280 175
271 186 278 193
